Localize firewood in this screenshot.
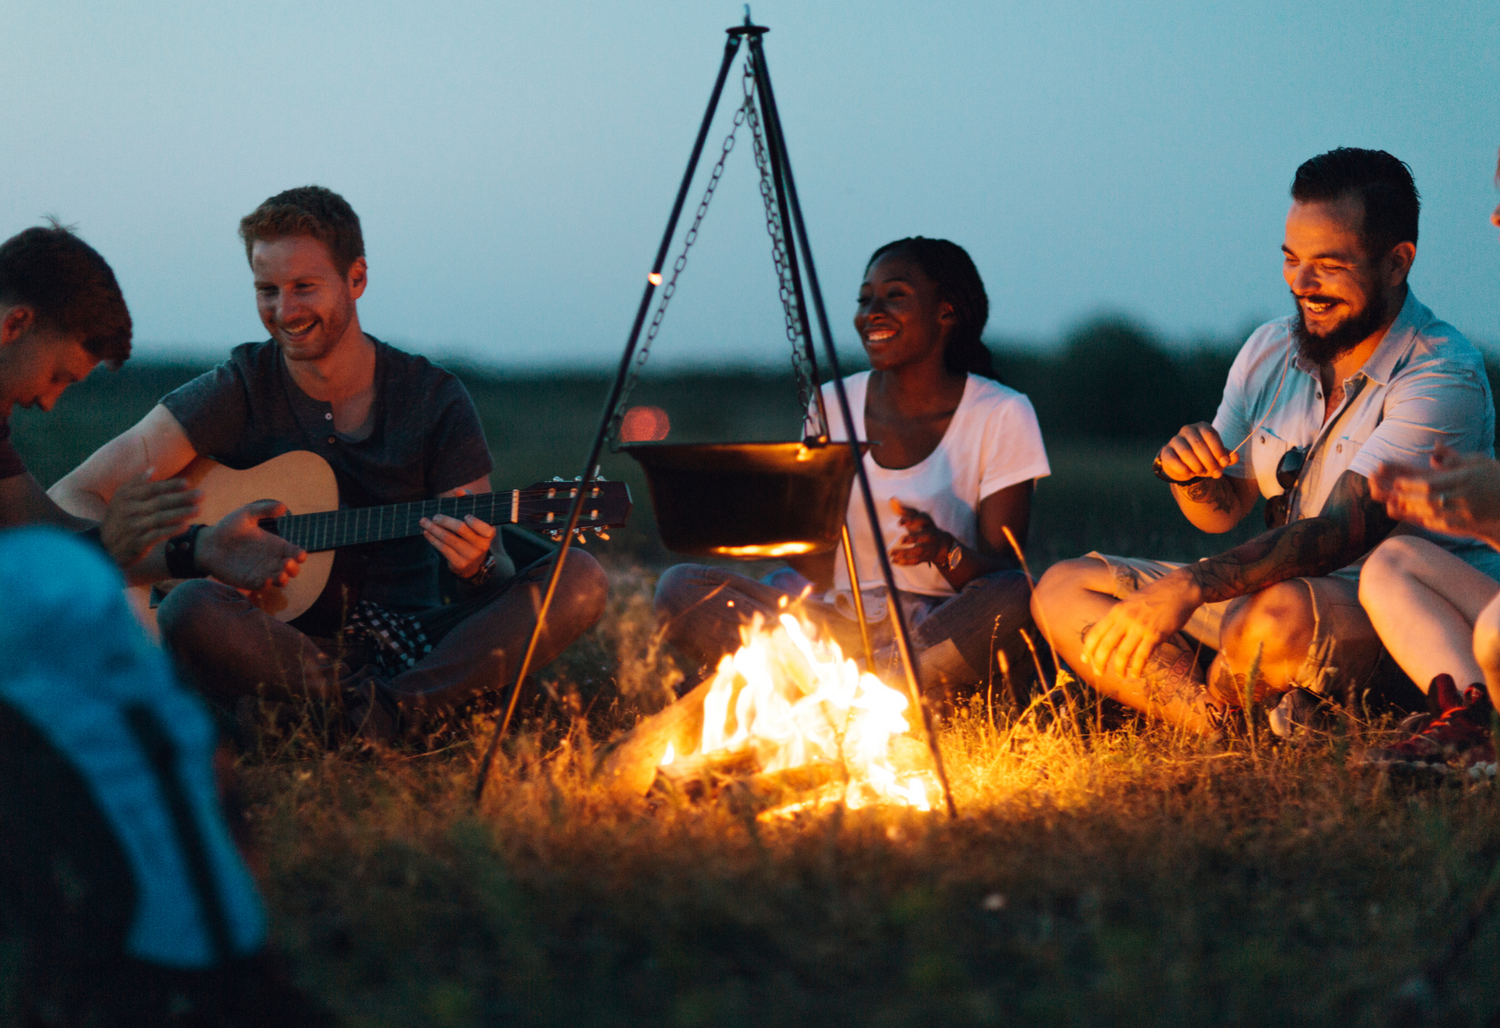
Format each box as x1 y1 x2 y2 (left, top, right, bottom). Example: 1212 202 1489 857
594 678 712 795
653 747 760 799
721 759 848 816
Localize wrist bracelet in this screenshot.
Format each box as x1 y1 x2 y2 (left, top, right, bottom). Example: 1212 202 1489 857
1151 454 1207 488
463 552 498 589
165 524 207 579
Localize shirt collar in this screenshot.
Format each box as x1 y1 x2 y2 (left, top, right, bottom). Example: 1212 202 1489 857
1290 288 1430 387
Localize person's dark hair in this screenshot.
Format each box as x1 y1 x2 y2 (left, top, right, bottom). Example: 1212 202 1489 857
1291 148 1420 256
867 237 993 377
0 221 131 364
238 185 364 275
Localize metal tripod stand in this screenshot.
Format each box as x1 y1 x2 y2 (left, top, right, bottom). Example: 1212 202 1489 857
475 15 957 817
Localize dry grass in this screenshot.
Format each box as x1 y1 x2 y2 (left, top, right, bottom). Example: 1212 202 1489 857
235 564 1500 1028
15 364 1500 1025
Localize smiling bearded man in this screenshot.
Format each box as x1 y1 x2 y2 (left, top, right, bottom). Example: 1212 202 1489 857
50 186 608 741
1031 148 1500 736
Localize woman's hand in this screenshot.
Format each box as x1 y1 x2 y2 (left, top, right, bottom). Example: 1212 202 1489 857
1371 445 1500 547
888 499 955 566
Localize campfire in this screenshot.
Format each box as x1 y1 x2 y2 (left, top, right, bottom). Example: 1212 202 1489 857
599 602 940 819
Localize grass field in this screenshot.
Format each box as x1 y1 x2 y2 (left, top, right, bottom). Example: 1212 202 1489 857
12 362 1500 1026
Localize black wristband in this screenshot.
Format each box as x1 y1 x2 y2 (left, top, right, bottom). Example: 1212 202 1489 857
1151 454 1207 488
462 552 498 590
165 524 207 579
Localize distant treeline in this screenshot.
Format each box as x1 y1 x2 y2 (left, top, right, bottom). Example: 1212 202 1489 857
36 316 1500 468
989 316 1238 441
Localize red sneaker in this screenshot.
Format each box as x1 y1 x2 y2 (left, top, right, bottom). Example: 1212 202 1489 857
1361 674 1495 773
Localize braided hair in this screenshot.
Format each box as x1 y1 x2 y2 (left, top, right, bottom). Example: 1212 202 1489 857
866 237 993 378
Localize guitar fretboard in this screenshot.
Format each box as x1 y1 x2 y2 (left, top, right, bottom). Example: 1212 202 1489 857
265 485 612 553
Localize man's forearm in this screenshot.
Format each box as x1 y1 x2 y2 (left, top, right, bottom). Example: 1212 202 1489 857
1175 476 1241 517
1186 516 1349 603
1184 469 1394 604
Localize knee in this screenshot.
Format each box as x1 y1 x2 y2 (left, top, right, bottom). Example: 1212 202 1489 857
1357 536 1430 608
971 569 1033 621
1473 594 1500 679
1030 558 1100 633
652 563 723 621
552 549 608 632
155 579 241 652
1220 581 1313 664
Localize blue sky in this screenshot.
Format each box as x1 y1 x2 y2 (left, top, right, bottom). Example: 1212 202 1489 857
8 1 1499 366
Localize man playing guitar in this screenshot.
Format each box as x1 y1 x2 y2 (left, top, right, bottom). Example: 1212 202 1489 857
51 187 608 740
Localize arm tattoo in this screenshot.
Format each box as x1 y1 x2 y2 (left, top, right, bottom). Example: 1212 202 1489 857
1187 470 1397 604
1178 476 1239 516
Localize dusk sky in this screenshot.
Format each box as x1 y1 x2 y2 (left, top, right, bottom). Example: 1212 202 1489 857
9 1 1499 367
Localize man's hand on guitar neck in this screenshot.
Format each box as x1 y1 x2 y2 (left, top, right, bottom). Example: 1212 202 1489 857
420 487 498 579
195 500 307 590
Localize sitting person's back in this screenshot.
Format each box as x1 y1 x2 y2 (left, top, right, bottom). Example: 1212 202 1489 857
0 528 326 1025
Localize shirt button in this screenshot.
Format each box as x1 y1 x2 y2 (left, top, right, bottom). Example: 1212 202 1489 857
324 412 333 421
327 436 336 444
1336 444 1342 453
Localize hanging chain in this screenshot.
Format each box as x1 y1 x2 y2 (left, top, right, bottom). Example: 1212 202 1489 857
607 77 752 449
743 64 822 434
608 60 820 446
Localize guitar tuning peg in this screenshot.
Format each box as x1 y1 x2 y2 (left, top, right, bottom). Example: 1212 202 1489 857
597 531 610 541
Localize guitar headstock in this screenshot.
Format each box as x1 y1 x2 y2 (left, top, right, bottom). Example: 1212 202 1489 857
517 477 632 540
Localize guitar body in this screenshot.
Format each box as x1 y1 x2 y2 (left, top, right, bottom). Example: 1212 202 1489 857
129 451 340 636
125 450 631 639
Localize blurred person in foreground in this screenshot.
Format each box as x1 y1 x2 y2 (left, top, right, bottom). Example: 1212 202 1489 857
1031 148 1499 736
0 528 326 1025
0 222 302 592
654 237 1049 703
50 186 607 742
1355 148 1500 775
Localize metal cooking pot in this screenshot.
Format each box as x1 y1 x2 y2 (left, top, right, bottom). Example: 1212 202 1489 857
622 440 865 558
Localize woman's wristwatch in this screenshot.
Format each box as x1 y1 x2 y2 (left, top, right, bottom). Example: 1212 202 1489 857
940 538 963 571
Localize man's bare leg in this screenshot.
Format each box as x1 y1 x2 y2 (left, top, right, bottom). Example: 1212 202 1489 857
1214 575 1383 701
1032 557 1217 733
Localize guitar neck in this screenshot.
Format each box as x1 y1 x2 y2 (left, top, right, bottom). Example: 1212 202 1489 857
269 491 519 552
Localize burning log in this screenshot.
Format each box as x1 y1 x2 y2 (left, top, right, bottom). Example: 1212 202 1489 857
594 610 940 815
721 760 848 817
655 747 760 799
595 678 712 796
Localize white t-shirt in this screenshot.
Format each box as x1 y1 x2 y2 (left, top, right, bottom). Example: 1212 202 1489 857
820 372 1050 597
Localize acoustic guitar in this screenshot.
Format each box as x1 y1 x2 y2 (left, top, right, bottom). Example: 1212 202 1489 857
127 450 631 633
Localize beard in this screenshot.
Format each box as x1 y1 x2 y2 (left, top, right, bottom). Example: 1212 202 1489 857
1290 290 1389 366
275 293 356 362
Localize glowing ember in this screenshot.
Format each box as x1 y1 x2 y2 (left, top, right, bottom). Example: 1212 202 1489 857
662 610 938 812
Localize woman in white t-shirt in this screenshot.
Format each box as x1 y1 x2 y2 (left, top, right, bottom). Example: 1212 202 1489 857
654 238 1050 697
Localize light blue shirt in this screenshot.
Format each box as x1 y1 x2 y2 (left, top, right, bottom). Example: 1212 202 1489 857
1212 289 1497 569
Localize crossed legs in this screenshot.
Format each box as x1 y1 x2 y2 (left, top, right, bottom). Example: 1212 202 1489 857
1032 553 1384 733
158 551 608 719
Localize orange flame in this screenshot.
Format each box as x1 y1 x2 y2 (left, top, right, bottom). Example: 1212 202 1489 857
666 610 937 811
